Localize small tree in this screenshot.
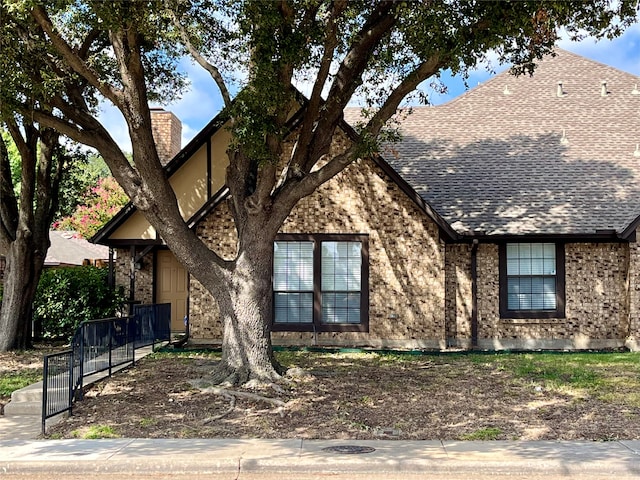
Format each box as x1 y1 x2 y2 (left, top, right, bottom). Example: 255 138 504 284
0 123 67 350
0 7 89 350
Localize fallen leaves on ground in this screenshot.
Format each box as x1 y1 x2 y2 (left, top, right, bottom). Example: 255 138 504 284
44 350 640 441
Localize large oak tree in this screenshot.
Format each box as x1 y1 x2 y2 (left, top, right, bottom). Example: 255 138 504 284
1 1 636 378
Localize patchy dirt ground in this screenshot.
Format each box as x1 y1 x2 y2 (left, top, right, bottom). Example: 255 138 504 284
0 343 61 407
43 349 640 441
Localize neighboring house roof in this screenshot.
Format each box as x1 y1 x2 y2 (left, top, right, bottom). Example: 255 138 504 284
365 49 640 237
45 231 110 266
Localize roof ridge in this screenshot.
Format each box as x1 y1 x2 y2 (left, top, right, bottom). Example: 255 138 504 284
424 48 639 111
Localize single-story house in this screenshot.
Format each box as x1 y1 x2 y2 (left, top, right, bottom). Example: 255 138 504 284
93 49 640 351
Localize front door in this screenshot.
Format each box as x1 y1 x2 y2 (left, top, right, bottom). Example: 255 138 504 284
156 250 187 332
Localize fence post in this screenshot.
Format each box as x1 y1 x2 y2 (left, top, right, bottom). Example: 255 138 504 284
108 321 113 377
131 316 136 366
78 326 85 400
41 357 49 436
68 349 74 415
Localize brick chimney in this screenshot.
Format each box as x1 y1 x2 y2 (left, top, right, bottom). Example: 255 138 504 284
150 108 182 166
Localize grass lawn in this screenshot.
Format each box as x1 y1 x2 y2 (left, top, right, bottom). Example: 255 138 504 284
0 346 54 407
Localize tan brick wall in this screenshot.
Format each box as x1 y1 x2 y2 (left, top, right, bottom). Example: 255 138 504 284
111 221 637 351
472 242 629 349
626 230 640 350
187 155 447 348
564 243 628 342
444 244 473 345
114 248 154 310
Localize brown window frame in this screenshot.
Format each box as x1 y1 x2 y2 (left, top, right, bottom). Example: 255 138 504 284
272 233 370 333
499 242 565 319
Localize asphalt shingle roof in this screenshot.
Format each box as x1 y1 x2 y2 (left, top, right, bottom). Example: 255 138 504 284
45 231 110 266
348 49 640 236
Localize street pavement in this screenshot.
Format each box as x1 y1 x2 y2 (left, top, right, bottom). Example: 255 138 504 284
0 436 639 479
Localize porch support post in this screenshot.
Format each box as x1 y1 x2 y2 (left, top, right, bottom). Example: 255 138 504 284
129 245 136 315
108 247 114 289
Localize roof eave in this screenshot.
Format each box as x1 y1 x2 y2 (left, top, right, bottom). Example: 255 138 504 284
458 230 627 243
91 108 232 245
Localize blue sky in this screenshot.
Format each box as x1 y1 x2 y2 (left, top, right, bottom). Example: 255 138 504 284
100 24 640 152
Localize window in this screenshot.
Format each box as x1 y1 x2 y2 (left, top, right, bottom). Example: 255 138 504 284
273 242 314 324
273 234 369 332
499 242 565 319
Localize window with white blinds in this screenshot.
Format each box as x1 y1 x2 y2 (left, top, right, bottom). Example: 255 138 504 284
273 241 314 324
273 235 368 331
321 241 362 324
506 243 557 311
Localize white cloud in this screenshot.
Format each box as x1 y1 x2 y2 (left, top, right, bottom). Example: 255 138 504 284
558 24 640 75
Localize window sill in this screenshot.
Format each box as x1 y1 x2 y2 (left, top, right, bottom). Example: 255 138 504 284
272 323 368 333
500 318 566 325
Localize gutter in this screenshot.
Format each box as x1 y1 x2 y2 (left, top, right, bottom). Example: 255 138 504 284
458 229 627 243
471 239 479 349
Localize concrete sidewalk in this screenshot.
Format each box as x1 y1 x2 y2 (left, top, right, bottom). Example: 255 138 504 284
0 438 639 479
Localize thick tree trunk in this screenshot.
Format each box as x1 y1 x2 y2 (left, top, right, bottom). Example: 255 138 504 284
0 237 44 351
212 234 282 385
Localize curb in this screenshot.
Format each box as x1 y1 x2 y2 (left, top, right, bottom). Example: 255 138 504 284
0 439 639 477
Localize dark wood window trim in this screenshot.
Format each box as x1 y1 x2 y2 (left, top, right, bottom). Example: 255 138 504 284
499 242 565 319
272 233 369 333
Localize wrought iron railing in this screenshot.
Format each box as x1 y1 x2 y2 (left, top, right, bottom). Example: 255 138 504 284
42 303 171 434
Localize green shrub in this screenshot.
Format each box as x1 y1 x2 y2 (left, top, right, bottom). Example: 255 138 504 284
33 266 124 340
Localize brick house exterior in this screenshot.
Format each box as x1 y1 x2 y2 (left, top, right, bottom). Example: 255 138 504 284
94 50 640 351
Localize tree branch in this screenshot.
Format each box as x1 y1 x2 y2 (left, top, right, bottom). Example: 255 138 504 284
299 1 398 174
8 119 38 237
0 134 19 247
32 128 60 242
290 0 347 172
363 53 443 138
76 28 101 60
31 5 124 109
165 5 232 108
30 102 142 201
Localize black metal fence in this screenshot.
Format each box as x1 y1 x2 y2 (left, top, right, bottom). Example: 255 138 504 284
42 303 171 434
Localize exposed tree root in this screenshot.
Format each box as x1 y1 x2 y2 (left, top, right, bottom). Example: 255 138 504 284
189 379 290 420
202 391 236 424
207 360 283 387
